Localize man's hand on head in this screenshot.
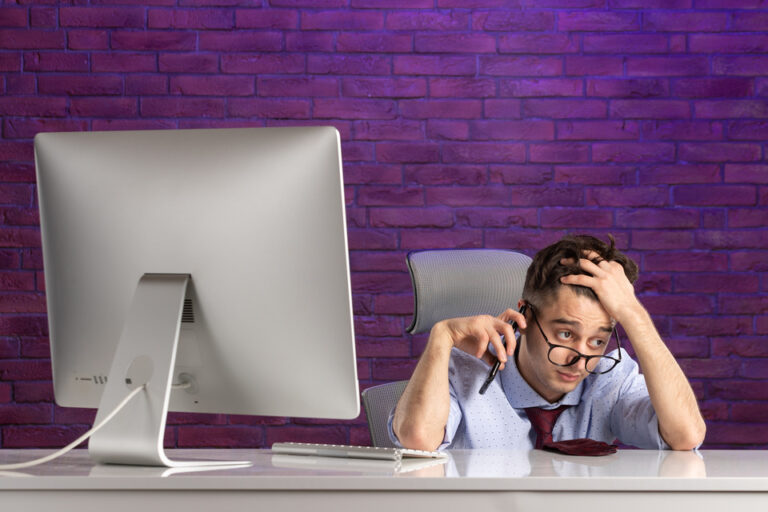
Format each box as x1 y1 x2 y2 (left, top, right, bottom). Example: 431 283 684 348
433 309 526 370
558 250 644 326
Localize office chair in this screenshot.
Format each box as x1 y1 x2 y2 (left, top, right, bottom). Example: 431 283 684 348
362 249 533 447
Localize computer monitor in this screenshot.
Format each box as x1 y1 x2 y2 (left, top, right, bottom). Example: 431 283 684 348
34 126 359 467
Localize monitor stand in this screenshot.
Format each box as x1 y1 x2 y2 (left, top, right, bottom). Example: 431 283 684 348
88 274 250 468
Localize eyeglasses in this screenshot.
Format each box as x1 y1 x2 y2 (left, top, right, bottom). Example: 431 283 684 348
528 304 621 375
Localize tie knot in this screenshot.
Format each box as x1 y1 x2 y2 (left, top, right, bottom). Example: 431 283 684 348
524 405 571 448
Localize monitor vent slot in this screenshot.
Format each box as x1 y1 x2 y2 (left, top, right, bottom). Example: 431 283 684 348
182 299 195 323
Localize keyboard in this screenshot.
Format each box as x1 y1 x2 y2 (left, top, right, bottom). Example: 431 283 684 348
271 442 447 462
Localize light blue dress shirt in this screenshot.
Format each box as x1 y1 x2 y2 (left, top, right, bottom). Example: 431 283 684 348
389 347 668 450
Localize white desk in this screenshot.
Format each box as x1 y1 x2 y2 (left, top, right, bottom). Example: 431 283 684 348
1 449 767 511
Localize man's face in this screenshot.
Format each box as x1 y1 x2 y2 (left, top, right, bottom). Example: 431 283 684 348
517 287 614 403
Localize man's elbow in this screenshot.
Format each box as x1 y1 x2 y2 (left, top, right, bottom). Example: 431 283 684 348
394 424 443 452
667 423 706 451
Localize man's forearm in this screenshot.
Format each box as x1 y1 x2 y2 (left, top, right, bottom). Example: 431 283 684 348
621 305 706 450
392 324 453 451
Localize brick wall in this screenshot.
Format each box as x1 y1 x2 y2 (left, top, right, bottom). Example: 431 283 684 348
1 1 767 450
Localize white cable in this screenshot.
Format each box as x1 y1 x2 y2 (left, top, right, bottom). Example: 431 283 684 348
0 384 146 470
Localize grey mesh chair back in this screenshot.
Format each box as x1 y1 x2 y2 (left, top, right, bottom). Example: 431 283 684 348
361 380 409 448
406 249 532 334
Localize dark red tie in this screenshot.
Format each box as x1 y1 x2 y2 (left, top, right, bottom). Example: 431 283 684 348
524 405 618 456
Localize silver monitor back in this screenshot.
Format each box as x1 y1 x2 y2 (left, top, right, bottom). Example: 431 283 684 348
35 127 359 422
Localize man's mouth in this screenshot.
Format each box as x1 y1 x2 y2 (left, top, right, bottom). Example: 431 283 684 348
556 370 581 382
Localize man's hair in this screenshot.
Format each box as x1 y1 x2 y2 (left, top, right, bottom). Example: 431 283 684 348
522 234 639 308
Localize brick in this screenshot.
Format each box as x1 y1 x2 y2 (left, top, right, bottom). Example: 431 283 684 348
430 78 496 98
285 32 334 52
221 54 304 74
0 53 20 71
640 295 714 315
112 32 196 51
148 8 234 29
350 272 412 293
485 229 569 252
3 119 88 139
472 10 554 31
69 98 136 118
353 316 403 337
558 11 639 31
266 426 347 446
456 207 538 228
443 143 525 164
269 0 345 5
587 79 669 98
608 0 691 6
427 187 510 207
484 100 523 119
92 53 156 73
198 31 281 51
471 120 554 141
228 99 310 119
491 165 553 185
125 75 168 95
386 11 469 31
669 316 752 336
530 143 589 163
178 426 264 448
641 121 723 141
395 55 475 76
587 186 668 207
731 403 768 423
690 35 768 53
406 165 485 185
725 164 768 183
584 34 668 54
540 208 612 229
171 75 253 96
557 121 639 141
701 210 726 229
401 100 482 119
509 186 583 207
0 30 65 49
309 55 390 75
67 30 108 50
30 7 57 28
712 336 768 357
356 338 410 358
523 99 606 119
347 229 397 250
416 33 496 53
616 209 700 230
159 54 218 73
337 33 412 53
731 252 768 272
565 56 623 76
627 57 708 77
0 403 51 424
235 9 297 29
720 295 768 315
376 142 439 163
675 273 758 294
24 52 89 72
673 78 753 99
675 185 756 206
401 228 484 250
697 100 768 119
480 56 562 77
728 208 768 228
0 382 10 403
348 252 408 272
679 143 761 163
610 100 690 119
344 78 425 99
0 338 18 358
499 34 577 54
140 98 223 118
7 75 35 94
679 358 739 379
644 12 727 32
356 186 423 207
553 166 634 185
0 142 34 162
301 10 383 30
631 230 693 250
644 251 728 272
635 273 672 294
501 78 582 98
0 359 51 380
314 99 396 120
0 97 67 118
60 7 144 28
353 120 424 141
2 426 89 448
592 143 675 163
706 424 768 445
713 56 768 77
0 7 27 27
697 230 768 250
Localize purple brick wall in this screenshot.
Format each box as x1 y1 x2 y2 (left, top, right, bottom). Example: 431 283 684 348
1 1 767 450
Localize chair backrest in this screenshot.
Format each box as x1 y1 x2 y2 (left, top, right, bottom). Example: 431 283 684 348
406 249 532 334
361 380 409 448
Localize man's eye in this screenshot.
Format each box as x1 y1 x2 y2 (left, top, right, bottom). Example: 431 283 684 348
589 339 607 349
557 331 572 340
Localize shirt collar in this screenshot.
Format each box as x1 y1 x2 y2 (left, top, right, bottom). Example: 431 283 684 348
499 353 584 409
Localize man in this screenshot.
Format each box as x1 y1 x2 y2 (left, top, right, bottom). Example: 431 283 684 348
391 235 706 451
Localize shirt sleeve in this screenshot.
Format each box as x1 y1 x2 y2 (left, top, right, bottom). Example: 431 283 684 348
608 352 670 450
